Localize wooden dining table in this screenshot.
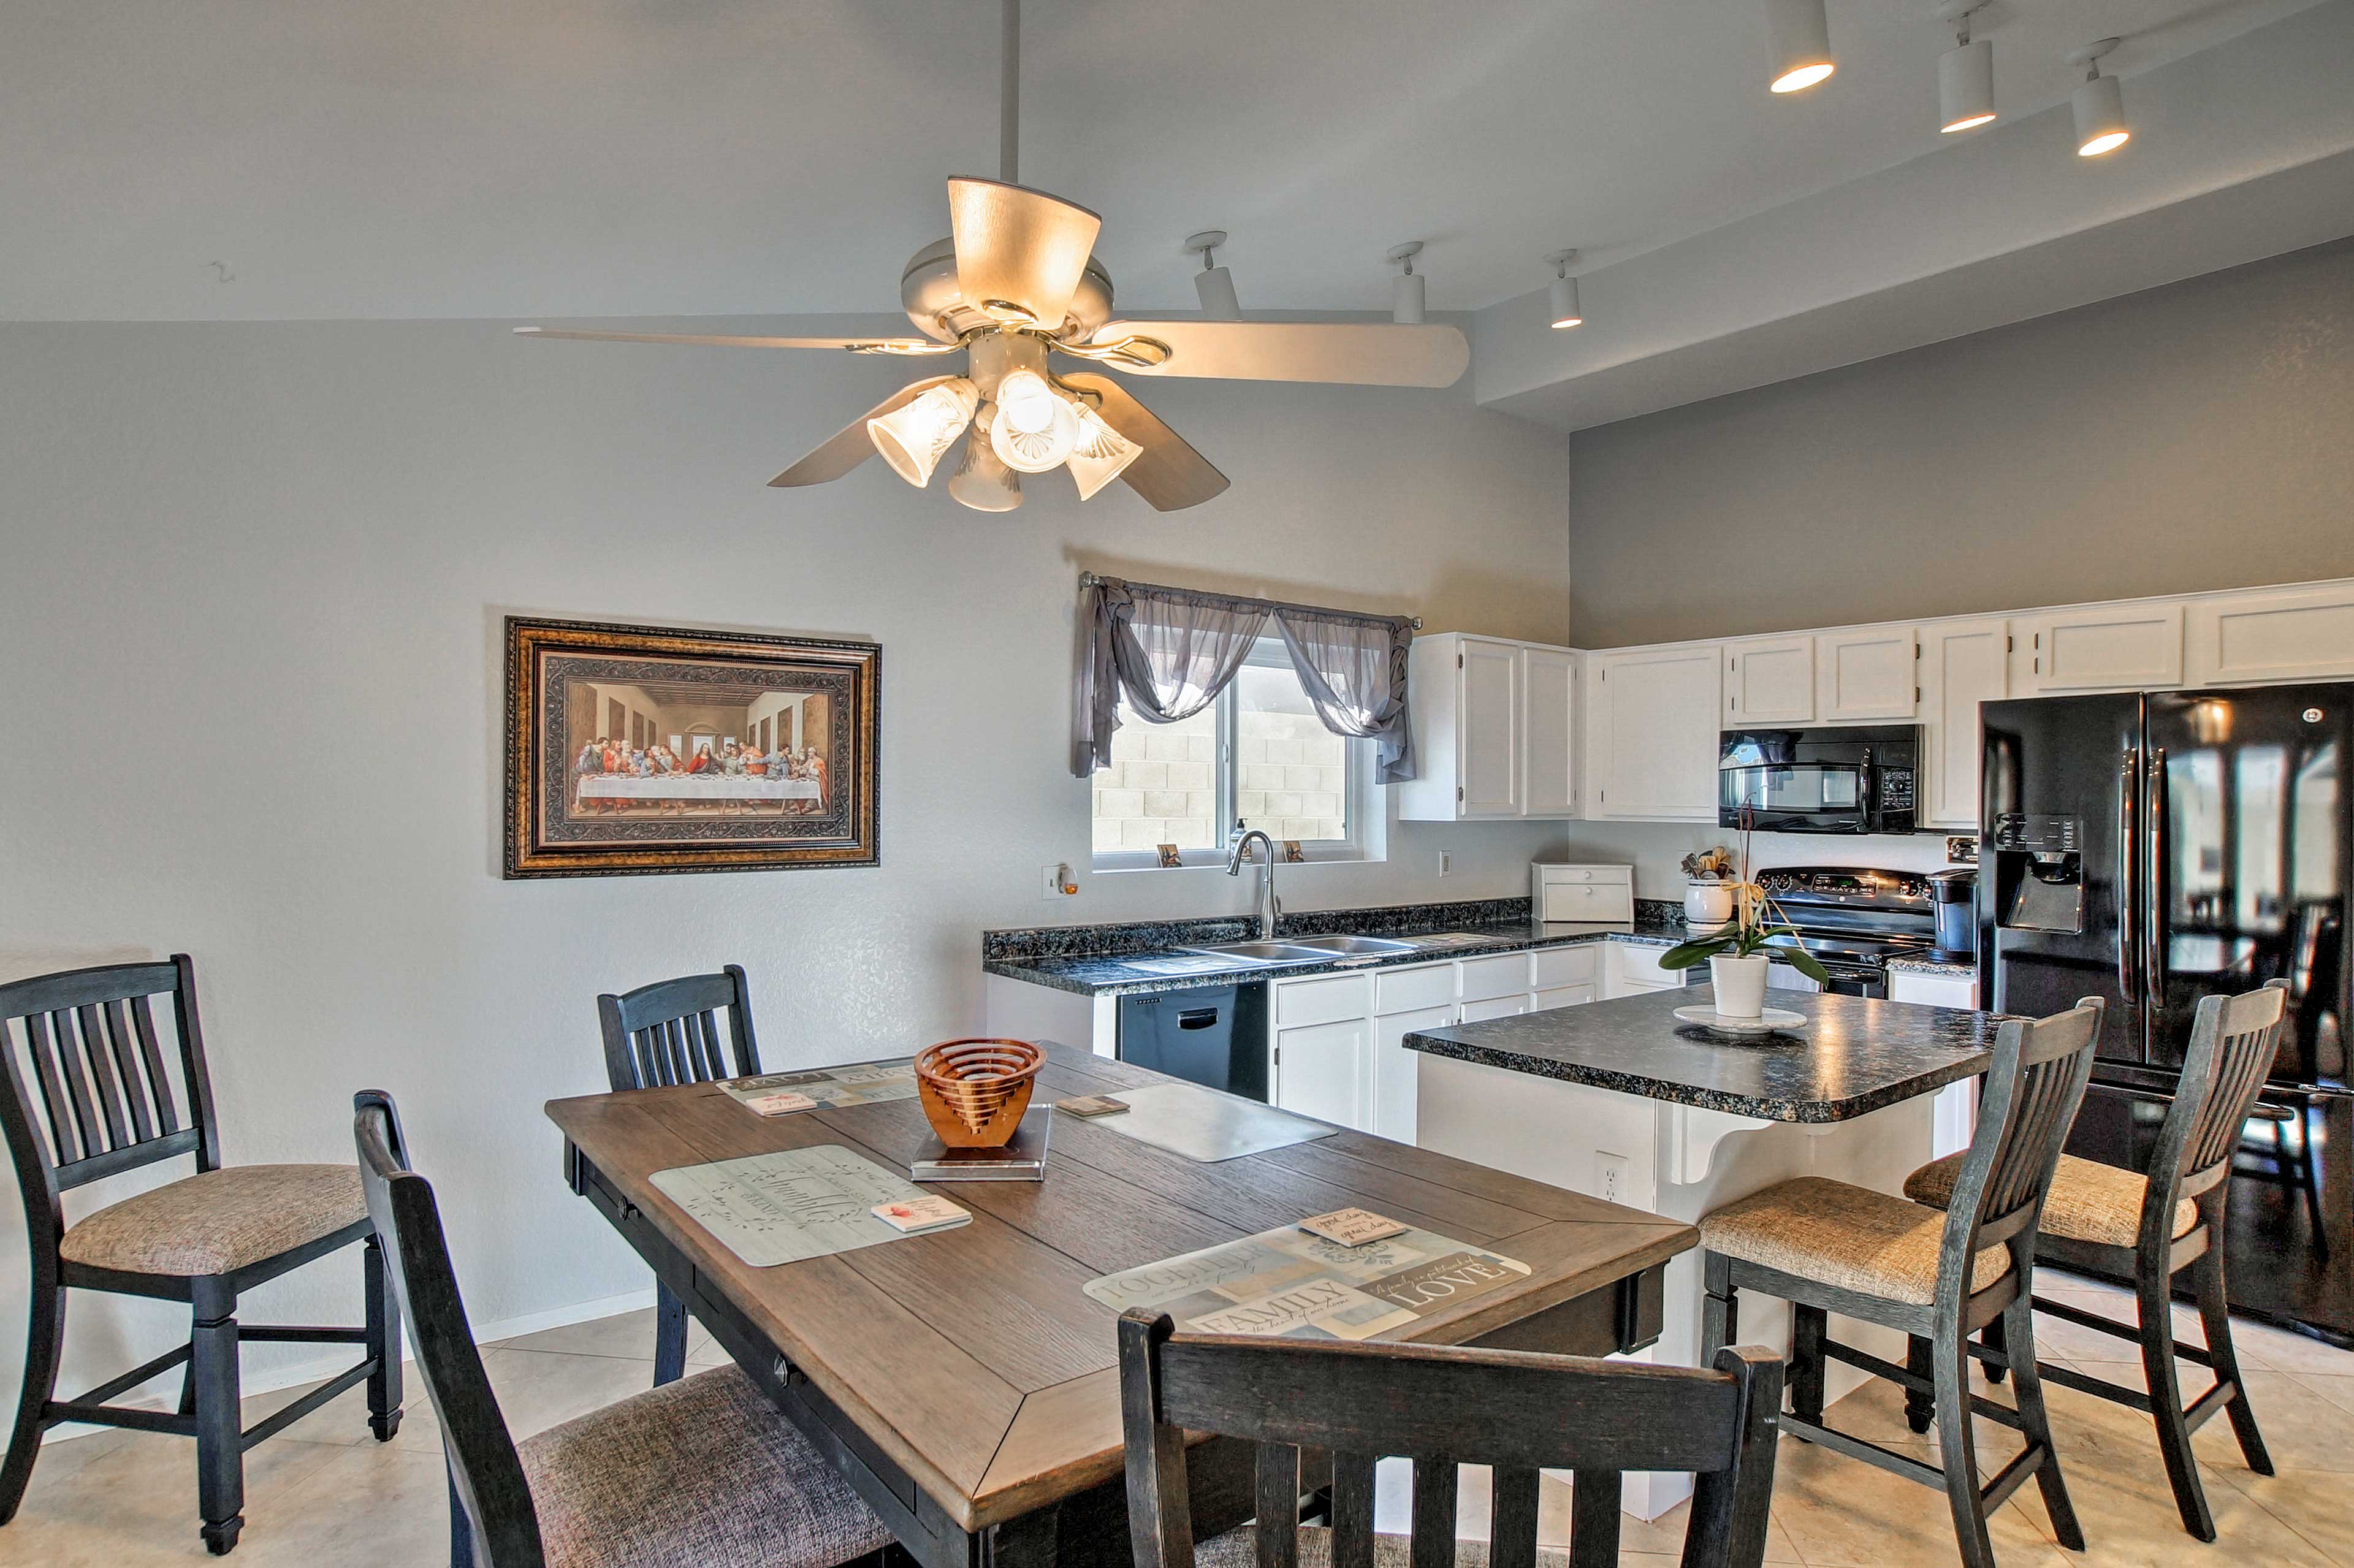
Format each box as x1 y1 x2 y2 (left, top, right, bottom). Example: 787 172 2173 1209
545 1040 1694 1568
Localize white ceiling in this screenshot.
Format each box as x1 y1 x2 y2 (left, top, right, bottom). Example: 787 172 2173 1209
4 0 2333 322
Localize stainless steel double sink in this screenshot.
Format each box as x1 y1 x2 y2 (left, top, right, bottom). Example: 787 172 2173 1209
1176 933 1425 966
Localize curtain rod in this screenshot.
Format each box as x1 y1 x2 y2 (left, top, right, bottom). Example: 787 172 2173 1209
1078 572 1424 631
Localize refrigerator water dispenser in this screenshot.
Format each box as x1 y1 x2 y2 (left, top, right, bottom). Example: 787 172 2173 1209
1992 813 2086 934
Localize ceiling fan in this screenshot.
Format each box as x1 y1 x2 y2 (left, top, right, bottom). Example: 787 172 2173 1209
515 0 1468 514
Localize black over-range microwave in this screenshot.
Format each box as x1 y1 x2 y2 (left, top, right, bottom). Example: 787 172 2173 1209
1718 725 1920 834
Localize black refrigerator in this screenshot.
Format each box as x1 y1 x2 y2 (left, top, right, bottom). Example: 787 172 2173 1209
1980 685 2352 1343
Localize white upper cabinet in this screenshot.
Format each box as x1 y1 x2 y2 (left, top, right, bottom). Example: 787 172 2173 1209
1723 636 1814 725
1590 644 1722 820
1918 618 2009 829
2185 582 2354 685
1817 627 1919 721
1398 633 1578 820
2025 601 2185 692
1522 646 1579 818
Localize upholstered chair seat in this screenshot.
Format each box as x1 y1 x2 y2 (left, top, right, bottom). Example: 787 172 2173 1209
1904 1151 2196 1249
1698 1176 2011 1306
1198 1526 1571 1568
58 1165 368 1277
517 1363 891 1568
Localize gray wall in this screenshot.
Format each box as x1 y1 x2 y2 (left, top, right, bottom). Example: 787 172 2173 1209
1564 237 2354 648
0 318 1572 1412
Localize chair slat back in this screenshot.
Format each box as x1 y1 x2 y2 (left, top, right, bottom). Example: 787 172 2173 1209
2163 980 2291 1202
353 1091 543 1568
596 965 760 1092
1940 999 2101 1262
0 956 218 1205
1119 1311 1783 1568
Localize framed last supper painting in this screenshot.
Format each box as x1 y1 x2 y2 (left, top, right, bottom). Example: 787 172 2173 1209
503 615 880 878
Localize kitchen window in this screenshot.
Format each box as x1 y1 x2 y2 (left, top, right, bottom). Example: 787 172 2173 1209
1092 636 1373 869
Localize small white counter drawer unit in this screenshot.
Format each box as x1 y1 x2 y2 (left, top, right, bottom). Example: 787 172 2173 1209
1532 862 1632 924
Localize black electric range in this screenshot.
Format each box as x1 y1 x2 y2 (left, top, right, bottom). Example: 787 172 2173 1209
1750 866 1941 998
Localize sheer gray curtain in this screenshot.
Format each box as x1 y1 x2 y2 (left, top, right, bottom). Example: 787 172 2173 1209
1074 575 1422 785
1271 606 1417 784
1073 579 1267 774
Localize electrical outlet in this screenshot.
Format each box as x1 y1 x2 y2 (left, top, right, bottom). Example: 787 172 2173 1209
1436 851 1451 877
1042 862 1073 900
1946 835 1979 866
1595 1152 1631 1208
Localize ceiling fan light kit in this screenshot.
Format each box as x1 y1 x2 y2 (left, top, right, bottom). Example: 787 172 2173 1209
868 377 982 488
1935 2 1995 134
948 406 1025 512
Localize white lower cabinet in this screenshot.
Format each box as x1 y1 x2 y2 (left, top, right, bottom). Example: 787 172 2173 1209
1602 942 1686 999
1889 967 1982 1159
1274 947 1609 1140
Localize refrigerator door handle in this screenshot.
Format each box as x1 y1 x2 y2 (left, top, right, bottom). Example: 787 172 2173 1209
2117 746 2140 999
2145 746 2168 1015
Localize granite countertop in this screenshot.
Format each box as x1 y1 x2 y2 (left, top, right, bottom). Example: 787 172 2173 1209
1884 955 1978 979
983 899 1686 999
1403 987 2013 1123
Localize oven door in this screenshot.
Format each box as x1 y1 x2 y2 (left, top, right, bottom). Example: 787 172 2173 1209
1720 761 1871 834
1767 958 1885 999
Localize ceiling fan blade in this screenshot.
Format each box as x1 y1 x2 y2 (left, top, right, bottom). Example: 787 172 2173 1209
1081 319 1469 388
514 327 952 354
1058 373 1230 512
947 178 1102 330
768 376 961 488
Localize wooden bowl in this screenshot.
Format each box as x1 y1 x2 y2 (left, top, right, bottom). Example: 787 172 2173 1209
913 1038 1044 1148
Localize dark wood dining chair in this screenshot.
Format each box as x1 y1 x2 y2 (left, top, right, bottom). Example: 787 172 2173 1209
0 955 398 1555
1699 997 2102 1568
353 1089 893 1568
1118 1309 1785 1568
593 964 760 1384
1904 978 2289 1540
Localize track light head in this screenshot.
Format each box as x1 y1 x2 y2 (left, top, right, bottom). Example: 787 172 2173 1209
2067 39 2129 156
1544 250 1583 330
1184 229 1241 320
1388 241 1426 325
1934 2 1995 134
1764 0 1835 93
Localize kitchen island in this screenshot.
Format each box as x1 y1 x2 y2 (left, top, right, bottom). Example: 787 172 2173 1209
1405 985 2009 1519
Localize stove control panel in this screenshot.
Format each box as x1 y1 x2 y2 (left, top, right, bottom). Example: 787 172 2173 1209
1758 867 1930 904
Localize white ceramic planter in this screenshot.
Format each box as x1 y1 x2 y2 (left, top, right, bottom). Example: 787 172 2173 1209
1685 881 1735 927
1710 954 1770 1019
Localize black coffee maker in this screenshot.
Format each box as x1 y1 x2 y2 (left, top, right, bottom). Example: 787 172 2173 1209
1929 867 1977 962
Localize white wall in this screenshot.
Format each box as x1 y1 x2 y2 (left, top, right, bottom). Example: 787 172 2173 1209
0 317 1574 1415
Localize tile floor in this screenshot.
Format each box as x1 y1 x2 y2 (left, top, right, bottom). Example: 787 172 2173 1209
3 1268 2348 1566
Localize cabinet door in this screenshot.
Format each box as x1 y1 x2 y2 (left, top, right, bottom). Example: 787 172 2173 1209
2025 602 2184 691
1593 645 1722 819
1372 1003 1452 1144
1522 647 1578 818
1918 618 2009 829
1529 983 1597 1012
2185 584 2354 685
1273 1016 1369 1130
1723 636 1814 725
1457 994 1531 1024
1818 628 1918 721
1458 638 1522 818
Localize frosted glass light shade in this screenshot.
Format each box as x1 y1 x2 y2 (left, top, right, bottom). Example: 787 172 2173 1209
1765 0 1835 92
948 414 1023 512
1548 273 1582 329
1938 37 1995 132
1392 270 1425 325
1195 265 1240 319
988 369 1081 473
867 377 980 487
2073 72 2129 156
1066 406 1142 501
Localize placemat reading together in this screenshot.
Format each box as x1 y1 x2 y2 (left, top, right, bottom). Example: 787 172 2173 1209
1083 1221 1529 1340
649 1144 955 1267
720 1059 918 1113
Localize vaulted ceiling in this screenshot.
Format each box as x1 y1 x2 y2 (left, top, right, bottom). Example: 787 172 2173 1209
5 0 2337 324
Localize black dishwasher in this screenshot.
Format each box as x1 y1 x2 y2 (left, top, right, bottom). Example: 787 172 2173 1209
1118 983 1269 1102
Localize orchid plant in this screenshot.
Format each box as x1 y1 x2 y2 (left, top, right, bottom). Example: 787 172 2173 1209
1656 810 1832 984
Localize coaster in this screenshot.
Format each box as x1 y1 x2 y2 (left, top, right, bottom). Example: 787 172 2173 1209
870 1195 972 1235
1298 1208 1409 1247
1056 1094 1130 1117
741 1090 818 1116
